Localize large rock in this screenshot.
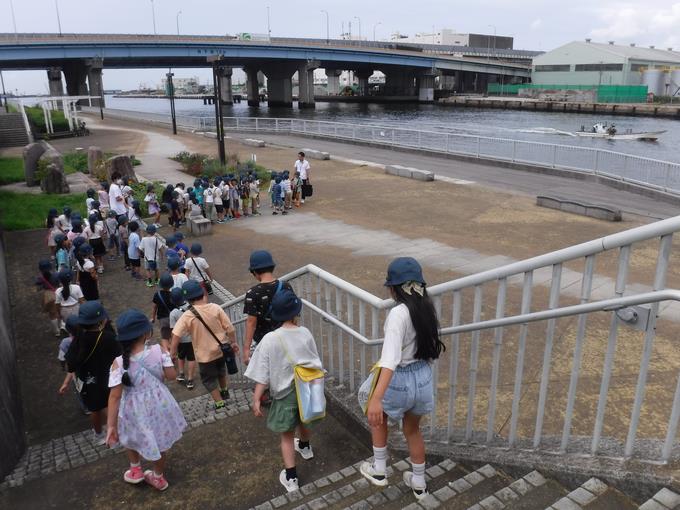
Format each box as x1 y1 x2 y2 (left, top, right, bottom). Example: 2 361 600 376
106 155 137 183
87 146 103 175
22 141 50 187
39 148 69 194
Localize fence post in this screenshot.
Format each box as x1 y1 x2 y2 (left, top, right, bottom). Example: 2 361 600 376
512 141 517 162
594 150 600 174
417 131 422 148
255 118 259 131
665 163 672 190
476 137 481 158
275 118 279 132
552 145 557 168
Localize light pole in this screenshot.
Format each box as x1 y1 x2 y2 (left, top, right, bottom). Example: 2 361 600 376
55 0 62 36
373 21 382 41
354 16 361 40
150 0 157 35
266 6 271 39
176 11 181 35
321 10 329 44
166 71 177 135
9 0 17 37
0 71 8 113
487 24 496 62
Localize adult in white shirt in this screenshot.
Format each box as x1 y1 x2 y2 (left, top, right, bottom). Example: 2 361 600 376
109 173 128 216
203 183 217 223
294 152 311 203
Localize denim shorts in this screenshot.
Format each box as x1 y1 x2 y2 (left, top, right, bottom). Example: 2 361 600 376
382 360 434 420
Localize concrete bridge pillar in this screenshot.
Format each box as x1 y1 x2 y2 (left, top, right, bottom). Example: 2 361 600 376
263 63 298 108
86 58 104 107
298 60 320 109
47 67 64 97
219 67 233 104
325 69 342 95
384 72 416 96
355 69 373 96
417 72 436 102
439 73 457 92
244 67 261 107
63 61 90 98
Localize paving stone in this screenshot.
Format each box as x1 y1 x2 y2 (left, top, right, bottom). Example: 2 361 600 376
287 490 303 502
464 471 485 486
433 486 456 502
639 500 668 510
582 478 607 496
314 477 331 489
523 471 547 487
366 493 387 506
322 490 342 505
307 497 328 510
568 487 596 506
270 495 288 508
349 501 370 510
418 494 441 508
425 465 445 478
552 497 582 510
290 505 309 510
394 460 410 472
654 488 680 507
340 466 357 477
254 502 274 510
352 478 369 490
495 486 519 503
478 464 497 478
449 478 473 493
438 459 457 471
509 478 532 496
403 504 421 510
301 483 318 496
478 495 505 510
338 484 356 498
328 471 344 483
383 485 403 501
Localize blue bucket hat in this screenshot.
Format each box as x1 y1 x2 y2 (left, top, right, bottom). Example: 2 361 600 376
72 236 87 249
63 206 72 215
116 309 153 342
270 288 302 322
64 314 80 335
146 224 157 234
159 272 174 289
79 243 93 256
174 231 184 241
182 280 204 301
249 250 275 271
54 233 66 244
384 257 426 287
78 300 108 326
165 235 176 246
167 257 181 270
38 259 52 272
190 243 202 256
170 287 185 307
117 214 129 226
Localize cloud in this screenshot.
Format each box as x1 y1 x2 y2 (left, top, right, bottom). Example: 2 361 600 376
589 2 680 45
530 18 542 30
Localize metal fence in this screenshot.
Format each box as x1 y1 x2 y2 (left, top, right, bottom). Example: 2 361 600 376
218 216 680 464
87 108 680 194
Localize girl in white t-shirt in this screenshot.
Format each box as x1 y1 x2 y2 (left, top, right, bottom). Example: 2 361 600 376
84 213 106 273
55 270 85 322
184 243 212 290
360 257 445 501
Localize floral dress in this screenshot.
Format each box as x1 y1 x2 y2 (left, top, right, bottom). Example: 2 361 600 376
109 344 187 460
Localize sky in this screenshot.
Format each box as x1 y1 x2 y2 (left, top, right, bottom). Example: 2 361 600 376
1 0 679 93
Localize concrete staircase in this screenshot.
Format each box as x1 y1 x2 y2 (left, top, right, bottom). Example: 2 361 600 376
0 112 30 148
248 456 680 510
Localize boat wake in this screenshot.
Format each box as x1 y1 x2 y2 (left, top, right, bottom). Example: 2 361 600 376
514 127 576 136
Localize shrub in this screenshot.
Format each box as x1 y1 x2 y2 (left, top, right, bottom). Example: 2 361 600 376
24 106 70 133
63 152 88 174
129 181 166 217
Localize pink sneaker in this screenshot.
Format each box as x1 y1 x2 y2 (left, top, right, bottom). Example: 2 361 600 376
143 470 169 491
123 465 144 484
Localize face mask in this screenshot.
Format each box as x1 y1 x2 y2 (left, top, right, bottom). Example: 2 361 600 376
116 179 124 185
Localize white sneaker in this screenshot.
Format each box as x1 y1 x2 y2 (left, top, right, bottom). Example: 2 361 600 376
294 438 314 460
360 461 388 487
92 429 106 446
279 469 299 493
403 471 428 500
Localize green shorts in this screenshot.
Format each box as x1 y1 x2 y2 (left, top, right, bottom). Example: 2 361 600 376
267 389 300 433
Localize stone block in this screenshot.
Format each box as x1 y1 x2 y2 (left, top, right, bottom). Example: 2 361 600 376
385 164 434 182
106 154 137 183
653 488 680 508
411 168 435 181
536 195 621 222
23 140 49 186
301 148 330 160
242 138 266 147
188 217 213 236
87 146 103 175
39 150 70 194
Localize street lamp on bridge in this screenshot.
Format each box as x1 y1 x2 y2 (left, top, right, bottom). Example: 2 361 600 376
150 0 157 35
176 10 182 36
353 16 361 40
54 0 62 36
373 22 382 41
321 10 329 44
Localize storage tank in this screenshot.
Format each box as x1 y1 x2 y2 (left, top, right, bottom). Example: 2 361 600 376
642 69 666 96
670 69 680 97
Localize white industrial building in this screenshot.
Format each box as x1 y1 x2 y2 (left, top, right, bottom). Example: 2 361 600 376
390 29 513 50
532 40 680 96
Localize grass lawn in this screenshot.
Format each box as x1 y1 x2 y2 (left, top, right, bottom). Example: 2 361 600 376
0 190 86 231
0 157 25 185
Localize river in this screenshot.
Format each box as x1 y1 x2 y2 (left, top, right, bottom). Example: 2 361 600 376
104 95 680 163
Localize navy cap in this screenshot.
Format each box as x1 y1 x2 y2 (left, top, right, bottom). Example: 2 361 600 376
63 206 72 214
91 201 100 210
78 300 108 326
167 257 180 270
384 257 425 287
146 224 157 234
165 235 176 246
64 314 80 335
174 231 184 240
38 259 52 272
116 309 153 342
190 243 202 256
87 188 96 197
71 212 82 221
107 210 117 218
117 215 128 226
79 243 93 256
249 250 275 271
270 288 302 322
159 272 174 289
170 287 185 307
54 233 66 244
72 236 87 249
182 280 204 301
58 269 73 281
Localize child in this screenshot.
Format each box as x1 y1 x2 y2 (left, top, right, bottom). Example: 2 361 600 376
144 184 162 228
57 206 73 232
36 259 61 336
55 234 71 272
55 270 85 322
174 232 189 265
165 235 180 261
105 210 119 261
229 179 240 219
61 301 121 445
58 315 79 370
168 257 188 290
98 182 110 217
359 258 445 500
75 244 99 301
170 191 181 232
169 287 195 389
249 176 261 216
152 273 175 351
184 243 212 293
128 199 146 230
188 197 203 220
282 171 292 210
106 309 186 490
139 224 163 287
244 289 323 492
272 177 283 215
127 221 143 280
268 171 277 208
46 208 61 259
86 188 96 213
118 215 131 272
292 171 302 208
203 179 217 223
67 219 83 243
170 280 238 410
84 212 106 273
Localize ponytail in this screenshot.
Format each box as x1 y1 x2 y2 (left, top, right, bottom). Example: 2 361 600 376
121 342 133 387
59 272 72 301
88 217 96 234
391 285 445 361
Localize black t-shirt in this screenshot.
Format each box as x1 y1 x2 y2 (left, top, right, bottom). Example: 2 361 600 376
243 279 293 344
65 327 121 382
153 290 174 319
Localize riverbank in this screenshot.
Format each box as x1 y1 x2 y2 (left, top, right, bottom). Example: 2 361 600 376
440 95 680 118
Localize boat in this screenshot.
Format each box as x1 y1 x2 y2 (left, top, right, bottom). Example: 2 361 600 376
574 123 666 141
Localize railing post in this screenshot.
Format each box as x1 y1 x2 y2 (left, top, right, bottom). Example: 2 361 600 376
594 150 600 174
552 145 557 168
476 137 481 158
512 141 517 162
665 163 671 191
446 133 451 153
417 131 422 148
275 118 279 132
255 118 259 131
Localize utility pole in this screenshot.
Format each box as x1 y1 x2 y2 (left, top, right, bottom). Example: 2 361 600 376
321 10 329 44
166 70 177 135
150 0 157 35
9 0 18 38
55 0 62 36
0 71 8 113
373 22 382 41
354 16 361 40
266 6 271 40
487 24 496 62
176 11 181 35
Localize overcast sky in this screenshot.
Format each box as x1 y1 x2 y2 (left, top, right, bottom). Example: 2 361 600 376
1 0 679 93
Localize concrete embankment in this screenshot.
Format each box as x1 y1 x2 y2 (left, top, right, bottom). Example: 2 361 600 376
440 96 680 119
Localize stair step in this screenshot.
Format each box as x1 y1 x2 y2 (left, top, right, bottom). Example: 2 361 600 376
639 488 680 510
464 471 568 510
547 478 636 510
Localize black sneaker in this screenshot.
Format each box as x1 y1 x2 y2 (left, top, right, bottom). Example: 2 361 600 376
220 388 230 400
186 379 195 390
176 373 186 383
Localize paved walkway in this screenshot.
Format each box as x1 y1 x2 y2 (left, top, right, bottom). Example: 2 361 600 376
233 211 678 322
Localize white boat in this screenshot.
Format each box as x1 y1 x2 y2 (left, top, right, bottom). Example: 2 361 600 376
574 123 666 141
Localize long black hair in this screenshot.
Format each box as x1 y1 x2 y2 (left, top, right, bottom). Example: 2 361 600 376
121 341 134 387
59 271 72 301
391 285 445 361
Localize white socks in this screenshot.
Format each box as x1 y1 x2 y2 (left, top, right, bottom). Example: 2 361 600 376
411 461 426 487
372 446 388 474
51 319 60 335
